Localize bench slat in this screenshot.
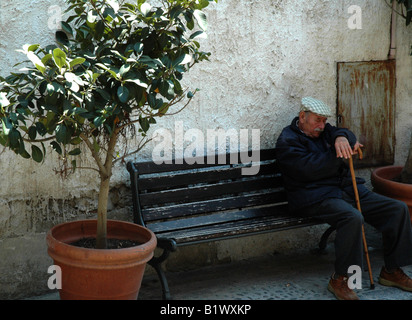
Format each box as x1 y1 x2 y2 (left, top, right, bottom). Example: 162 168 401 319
139 175 280 207
142 190 287 222
147 205 286 232
134 149 277 175
152 215 319 244
138 161 279 192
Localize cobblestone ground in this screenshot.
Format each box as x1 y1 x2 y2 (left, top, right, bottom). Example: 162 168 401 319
28 225 412 300
139 227 412 300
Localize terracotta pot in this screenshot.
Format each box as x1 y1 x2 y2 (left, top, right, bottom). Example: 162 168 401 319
47 219 156 300
371 166 412 221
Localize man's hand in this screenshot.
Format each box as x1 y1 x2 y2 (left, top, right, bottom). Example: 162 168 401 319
335 136 363 159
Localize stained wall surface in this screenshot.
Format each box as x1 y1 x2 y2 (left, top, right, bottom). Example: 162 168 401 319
1 0 411 298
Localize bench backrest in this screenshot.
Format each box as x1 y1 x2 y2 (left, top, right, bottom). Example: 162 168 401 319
127 148 287 227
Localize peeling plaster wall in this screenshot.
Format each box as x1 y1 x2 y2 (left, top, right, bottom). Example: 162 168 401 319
0 0 412 299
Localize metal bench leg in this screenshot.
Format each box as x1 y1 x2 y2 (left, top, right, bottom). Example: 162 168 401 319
149 256 172 300
318 226 336 253
148 238 177 300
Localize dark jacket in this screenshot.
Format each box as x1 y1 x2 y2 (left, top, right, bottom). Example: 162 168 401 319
275 117 368 213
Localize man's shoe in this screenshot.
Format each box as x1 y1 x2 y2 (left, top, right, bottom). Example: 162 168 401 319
327 274 359 300
379 267 412 292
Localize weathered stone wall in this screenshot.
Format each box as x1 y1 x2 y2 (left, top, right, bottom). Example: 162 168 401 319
1 0 411 299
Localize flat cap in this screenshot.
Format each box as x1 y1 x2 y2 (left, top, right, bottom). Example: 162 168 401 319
301 97 332 117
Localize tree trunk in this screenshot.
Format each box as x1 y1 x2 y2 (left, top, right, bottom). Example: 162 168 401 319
94 130 119 249
96 176 110 249
401 131 412 184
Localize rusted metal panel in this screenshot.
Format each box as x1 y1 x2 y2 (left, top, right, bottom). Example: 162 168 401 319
337 60 396 168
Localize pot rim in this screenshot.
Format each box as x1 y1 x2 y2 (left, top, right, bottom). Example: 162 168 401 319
371 166 412 198
46 219 157 266
371 166 404 186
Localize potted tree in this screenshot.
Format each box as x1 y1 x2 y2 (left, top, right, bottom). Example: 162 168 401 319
370 0 412 220
0 0 217 299
371 132 412 219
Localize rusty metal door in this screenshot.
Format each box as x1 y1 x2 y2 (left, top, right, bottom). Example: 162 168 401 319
337 60 396 168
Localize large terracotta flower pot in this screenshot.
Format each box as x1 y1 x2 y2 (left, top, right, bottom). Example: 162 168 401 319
46 219 157 300
371 166 412 221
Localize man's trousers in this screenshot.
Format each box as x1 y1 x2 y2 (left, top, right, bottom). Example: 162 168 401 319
304 191 412 276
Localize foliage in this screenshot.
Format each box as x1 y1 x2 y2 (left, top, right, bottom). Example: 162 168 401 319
0 0 218 248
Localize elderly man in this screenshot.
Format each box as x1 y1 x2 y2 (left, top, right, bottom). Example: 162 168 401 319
275 97 412 300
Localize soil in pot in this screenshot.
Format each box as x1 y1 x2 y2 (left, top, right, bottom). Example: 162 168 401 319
71 238 142 249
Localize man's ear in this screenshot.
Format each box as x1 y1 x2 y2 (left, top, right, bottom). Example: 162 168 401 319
298 111 306 122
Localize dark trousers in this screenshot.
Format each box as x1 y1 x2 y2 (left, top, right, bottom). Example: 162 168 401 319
304 191 412 275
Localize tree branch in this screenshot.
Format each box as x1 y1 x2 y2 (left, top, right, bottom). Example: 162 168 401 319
80 132 107 177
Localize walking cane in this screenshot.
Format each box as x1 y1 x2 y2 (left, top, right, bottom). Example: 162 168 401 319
348 148 375 289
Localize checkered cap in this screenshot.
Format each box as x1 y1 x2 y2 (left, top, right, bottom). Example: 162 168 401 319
301 97 332 117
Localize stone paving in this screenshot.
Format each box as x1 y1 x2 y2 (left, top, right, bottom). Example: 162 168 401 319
28 226 412 300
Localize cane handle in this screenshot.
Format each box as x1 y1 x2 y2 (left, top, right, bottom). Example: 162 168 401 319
356 147 363 160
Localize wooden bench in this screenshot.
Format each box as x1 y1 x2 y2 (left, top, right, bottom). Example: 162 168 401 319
126 148 335 299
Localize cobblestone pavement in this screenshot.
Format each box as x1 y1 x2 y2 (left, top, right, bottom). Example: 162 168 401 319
138 226 412 300
28 226 412 301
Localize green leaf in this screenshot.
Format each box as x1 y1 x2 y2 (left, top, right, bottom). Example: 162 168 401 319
28 126 37 140
119 64 131 77
65 72 85 86
87 10 98 24
27 51 46 74
117 86 129 103
55 123 68 144
193 9 208 31
96 88 111 101
56 31 69 45
52 48 67 71
51 82 66 95
71 159 77 172
41 53 53 65
51 141 62 155
61 21 73 36
92 136 100 153
134 42 143 54
158 103 169 116
106 0 120 13
8 128 20 149
140 3 152 16
35 122 47 136
139 116 150 132
96 63 119 79
139 56 164 69
93 116 105 127
0 92 10 107
72 107 88 115
125 78 148 88
70 137 82 145
24 44 40 52
159 80 171 97
0 132 7 147
1 118 11 135
31 145 43 163
19 147 31 159
46 83 55 95
68 148 81 156
190 30 204 39
69 57 86 69
197 0 211 9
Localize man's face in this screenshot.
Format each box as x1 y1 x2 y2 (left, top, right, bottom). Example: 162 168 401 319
298 111 327 138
